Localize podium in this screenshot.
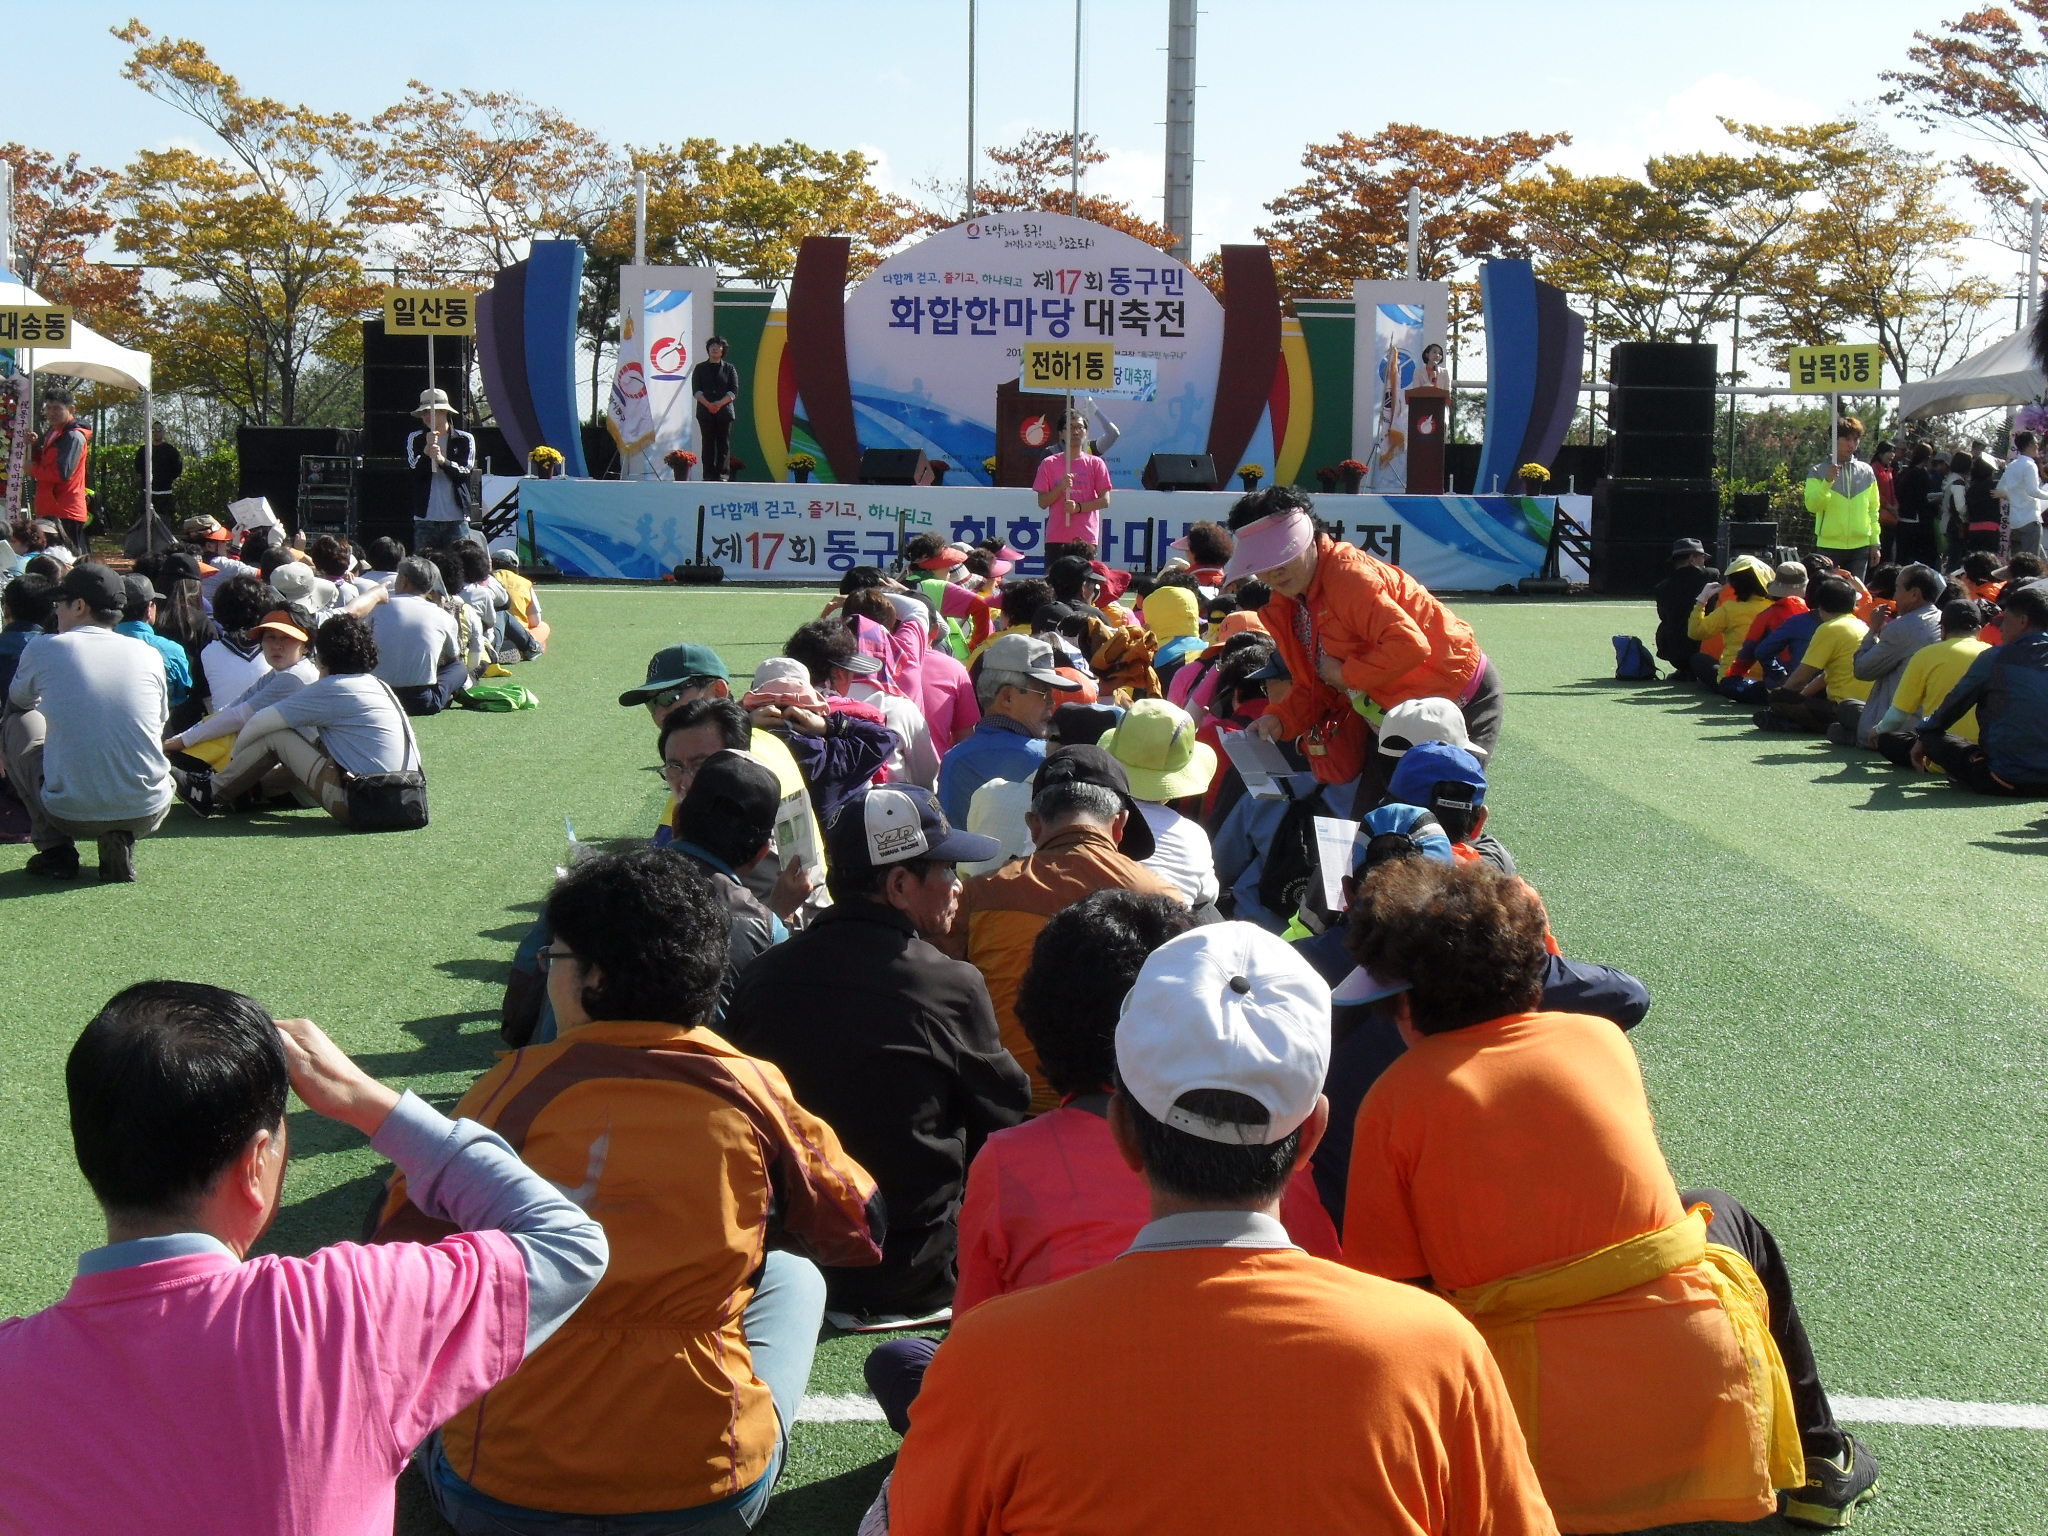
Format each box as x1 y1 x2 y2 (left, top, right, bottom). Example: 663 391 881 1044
1404 385 1449 494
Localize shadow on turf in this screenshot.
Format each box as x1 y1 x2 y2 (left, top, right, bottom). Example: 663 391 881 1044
758 1455 894 1535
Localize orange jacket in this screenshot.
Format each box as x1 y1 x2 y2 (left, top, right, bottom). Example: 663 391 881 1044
1265 538 1483 737
941 824 1182 1111
375 1021 881 1516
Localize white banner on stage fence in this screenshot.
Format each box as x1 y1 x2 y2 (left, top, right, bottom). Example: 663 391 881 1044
521 480 1563 592
611 265 714 478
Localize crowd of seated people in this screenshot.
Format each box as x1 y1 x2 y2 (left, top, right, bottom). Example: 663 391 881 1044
0 489 1888 1535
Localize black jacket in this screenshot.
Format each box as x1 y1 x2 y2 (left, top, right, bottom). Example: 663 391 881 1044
406 426 476 520
1652 565 1710 665
675 845 781 1027
691 359 740 420
721 900 1030 1314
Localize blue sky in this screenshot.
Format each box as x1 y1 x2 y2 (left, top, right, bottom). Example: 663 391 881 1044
14 0 2005 271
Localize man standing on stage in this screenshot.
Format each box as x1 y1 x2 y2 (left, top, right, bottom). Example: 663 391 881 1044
406 388 476 552
692 335 740 483
31 389 92 553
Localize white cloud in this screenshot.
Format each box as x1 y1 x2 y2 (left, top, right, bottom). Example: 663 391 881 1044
1557 74 1828 176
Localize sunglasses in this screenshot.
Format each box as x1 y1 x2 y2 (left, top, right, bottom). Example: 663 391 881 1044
646 677 717 709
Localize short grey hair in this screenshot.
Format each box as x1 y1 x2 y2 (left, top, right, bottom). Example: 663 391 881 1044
1031 780 1122 826
394 556 439 594
977 666 1036 711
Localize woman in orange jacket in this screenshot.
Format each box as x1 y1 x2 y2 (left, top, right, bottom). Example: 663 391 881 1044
1227 488 1497 799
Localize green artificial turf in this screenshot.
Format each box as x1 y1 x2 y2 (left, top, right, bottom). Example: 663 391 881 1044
4 587 2044 1533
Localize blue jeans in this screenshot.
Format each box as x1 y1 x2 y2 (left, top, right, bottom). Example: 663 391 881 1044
426 1251 828 1535
416 517 473 553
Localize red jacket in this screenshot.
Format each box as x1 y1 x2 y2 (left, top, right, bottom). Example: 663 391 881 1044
31 420 91 523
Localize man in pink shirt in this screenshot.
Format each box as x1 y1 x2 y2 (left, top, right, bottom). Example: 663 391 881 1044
0 980 608 1536
1033 410 1114 558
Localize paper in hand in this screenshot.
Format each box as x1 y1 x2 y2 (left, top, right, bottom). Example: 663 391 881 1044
1313 816 1360 914
1218 728 1296 800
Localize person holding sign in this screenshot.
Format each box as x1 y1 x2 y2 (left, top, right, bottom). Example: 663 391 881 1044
692 336 740 482
406 389 476 553
1803 416 1880 579
30 389 92 553
1034 411 1112 560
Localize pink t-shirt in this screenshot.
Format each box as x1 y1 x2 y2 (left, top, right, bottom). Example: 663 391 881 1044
0 1235 525 1535
1032 452 1113 547
953 1103 1339 1315
919 646 981 752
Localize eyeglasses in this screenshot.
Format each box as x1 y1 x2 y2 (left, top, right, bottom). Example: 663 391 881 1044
646 677 716 710
535 947 578 974
659 758 697 783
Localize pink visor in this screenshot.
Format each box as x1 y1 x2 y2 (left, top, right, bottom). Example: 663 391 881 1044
1222 511 1315 581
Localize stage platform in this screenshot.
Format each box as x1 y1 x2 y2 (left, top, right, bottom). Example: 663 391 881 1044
519 479 1587 591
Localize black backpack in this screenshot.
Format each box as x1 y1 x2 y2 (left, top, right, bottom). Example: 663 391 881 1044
1256 784 1328 919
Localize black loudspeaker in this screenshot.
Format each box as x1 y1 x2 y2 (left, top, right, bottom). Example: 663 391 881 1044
1591 479 1719 595
1592 541 1687 595
1608 433 1715 480
362 320 473 460
236 427 345 529
352 459 417 549
1731 492 1769 520
1609 342 1718 390
1723 521 1779 554
1608 386 1715 437
859 448 932 486
1141 453 1218 491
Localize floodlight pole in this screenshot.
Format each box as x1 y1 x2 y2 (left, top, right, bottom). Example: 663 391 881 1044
1065 0 1083 502
634 170 648 267
1164 0 1196 265
966 0 978 218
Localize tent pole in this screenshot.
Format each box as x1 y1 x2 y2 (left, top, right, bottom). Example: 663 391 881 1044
143 391 156 550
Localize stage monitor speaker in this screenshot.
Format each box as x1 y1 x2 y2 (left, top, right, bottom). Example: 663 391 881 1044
1722 520 1779 555
1608 432 1715 481
859 448 932 486
1731 492 1770 520
1609 341 1718 390
1141 452 1218 491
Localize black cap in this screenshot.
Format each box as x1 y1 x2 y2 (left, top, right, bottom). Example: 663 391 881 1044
1030 744 1157 861
57 562 126 613
122 572 163 607
1052 701 1123 747
675 750 781 868
161 551 203 584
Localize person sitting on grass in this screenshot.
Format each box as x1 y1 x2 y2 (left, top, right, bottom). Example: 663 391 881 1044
0 981 607 1534
1100 696 1222 908
786 614 939 790
163 607 320 773
881 921 1555 1536
490 548 549 653
199 572 283 710
0 571 56 698
351 556 465 715
115 573 194 716
1142 583 1206 689
1757 577 1868 733
357 535 408 589
1719 561 1812 701
1381 738 1515 871
1653 538 1713 677
428 546 492 677
1343 859 1874 1533
178 614 418 826
1910 579 2048 795
861 891 1339 1436
740 656 895 822
1686 555 1774 687
936 632 1081 826
671 750 792 1024
1873 600 1992 769
1835 562 1944 747
375 848 882 1536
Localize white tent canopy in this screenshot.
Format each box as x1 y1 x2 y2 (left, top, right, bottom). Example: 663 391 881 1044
1897 329 2042 419
0 275 151 392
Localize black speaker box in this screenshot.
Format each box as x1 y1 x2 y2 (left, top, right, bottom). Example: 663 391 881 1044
1608 432 1715 481
859 448 933 486
1591 480 1718 545
351 459 417 549
1591 540 1684 596
236 427 346 529
362 319 473 460
1609 386 1715 437
1609 341 1717 390
1723 520 1779 553
1141 452 1218 491
1731 492 1770 520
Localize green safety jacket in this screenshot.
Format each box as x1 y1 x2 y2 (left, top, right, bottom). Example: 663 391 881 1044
1804 457 1880 550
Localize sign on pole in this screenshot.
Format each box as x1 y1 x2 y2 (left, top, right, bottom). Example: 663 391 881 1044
1020 340 1115 392
382 289 477 335
1787 344 1883 394
0 305 72 346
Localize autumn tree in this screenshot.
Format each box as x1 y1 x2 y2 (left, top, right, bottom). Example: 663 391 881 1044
0 144 141 329
109 22 418 425
1884 2 2048 248
377 82 626 278
1256 125 1567 297
922 131 1178 251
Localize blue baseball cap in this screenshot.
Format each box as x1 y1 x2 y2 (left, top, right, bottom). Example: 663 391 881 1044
1386 740 1488 811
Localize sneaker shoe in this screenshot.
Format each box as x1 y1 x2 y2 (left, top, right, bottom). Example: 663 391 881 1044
1825 721 1854 747
25 845 81 880
97 831 137 884
1782 1434 1879 1528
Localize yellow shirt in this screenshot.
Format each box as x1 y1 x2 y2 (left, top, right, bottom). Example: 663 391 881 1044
1801 615 1871 702
1895 636 1989 742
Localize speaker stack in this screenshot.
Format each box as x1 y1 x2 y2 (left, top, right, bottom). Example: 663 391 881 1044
355 320 475 547
1592 342 1718 594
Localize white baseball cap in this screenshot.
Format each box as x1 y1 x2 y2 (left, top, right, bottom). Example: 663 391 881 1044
1376 696 1486 761
1116 923 1330 1145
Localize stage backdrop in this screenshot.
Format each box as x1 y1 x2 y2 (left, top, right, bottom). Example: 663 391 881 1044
1351 280 1449 493
840 213 1225 487
522 479 1556 592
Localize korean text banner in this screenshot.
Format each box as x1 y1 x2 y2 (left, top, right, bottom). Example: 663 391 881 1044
522 480 1556 591
840 212 1224 487
1787 344 1884 394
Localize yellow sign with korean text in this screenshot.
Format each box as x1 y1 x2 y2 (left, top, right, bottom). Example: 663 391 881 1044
0 306 73 347
1020 340 1115 392
383 289 477 336
1787 344 1883 394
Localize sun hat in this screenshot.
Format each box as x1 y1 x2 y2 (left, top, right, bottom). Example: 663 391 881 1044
1116 922 1330 1146
181 514 229 543
1386 740 1488 812
916 546 969 572
1375 696 1484 762
1087 561 1133 601
981 632 1083 689
267 560 338 609
248 608 311 644
618 642 730 706
1221 510 1316 581
1099 697 1218 801
1051 701 1124 747
1725 553 1775 590
1031 744 1157 860
742 656 827 711
1142 585 1201 643
1767 561 1810 599
1202 610 1267 654
825 784 1000 875
1669 537 1706 558
413 387 458 418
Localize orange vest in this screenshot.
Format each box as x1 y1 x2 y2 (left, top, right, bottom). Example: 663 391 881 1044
31 421 91 522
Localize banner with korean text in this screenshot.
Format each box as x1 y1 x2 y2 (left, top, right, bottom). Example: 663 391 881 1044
522 480 1556 592
610 265 716 478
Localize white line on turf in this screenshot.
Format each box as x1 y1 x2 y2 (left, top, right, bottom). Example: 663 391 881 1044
795 1392 2048 1431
